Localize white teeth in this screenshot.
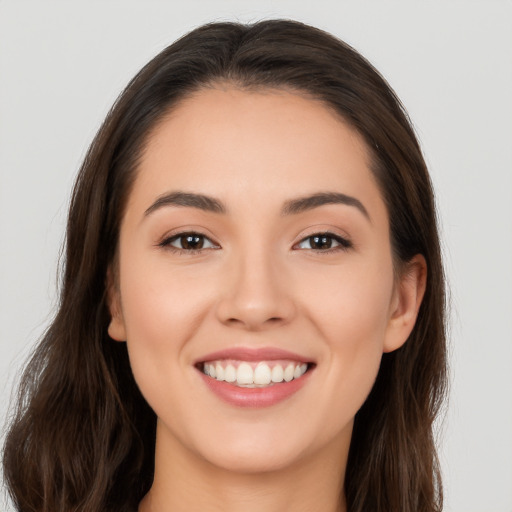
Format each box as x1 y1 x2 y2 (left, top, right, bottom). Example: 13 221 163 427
254 363 272 385
224 364 236 382
215 363 225 381
293 363 308 379
271 364 284 383
236 363 254 385
203 360 309 387
283 364 295 382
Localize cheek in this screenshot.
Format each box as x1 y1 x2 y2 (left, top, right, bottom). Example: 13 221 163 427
119 241 217 333
299 254 394 346
116 250 218 389
296 258 393 424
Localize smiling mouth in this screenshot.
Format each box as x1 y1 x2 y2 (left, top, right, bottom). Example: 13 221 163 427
198 360 313 388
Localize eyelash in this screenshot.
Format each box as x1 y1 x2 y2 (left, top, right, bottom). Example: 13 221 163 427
294 232 353 253
158 232 219 255
158 231 353 255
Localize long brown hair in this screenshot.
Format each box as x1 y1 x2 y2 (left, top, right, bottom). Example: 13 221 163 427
3 19 447 512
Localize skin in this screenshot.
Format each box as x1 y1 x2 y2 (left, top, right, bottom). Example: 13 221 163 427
108 86 426 512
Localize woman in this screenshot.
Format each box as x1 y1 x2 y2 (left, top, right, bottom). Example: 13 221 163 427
3 19 447 512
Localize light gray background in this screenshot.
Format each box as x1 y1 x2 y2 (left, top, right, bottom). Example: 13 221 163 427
1 1 511 511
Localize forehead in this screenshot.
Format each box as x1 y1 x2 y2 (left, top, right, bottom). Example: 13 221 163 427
129 86 386 220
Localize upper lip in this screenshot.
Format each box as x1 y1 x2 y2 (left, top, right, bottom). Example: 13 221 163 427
196 347 314 364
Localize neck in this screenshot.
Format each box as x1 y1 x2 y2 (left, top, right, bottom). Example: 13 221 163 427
139 422 349 512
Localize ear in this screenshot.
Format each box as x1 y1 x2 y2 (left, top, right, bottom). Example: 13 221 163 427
383 254 427 353
106 266 127 342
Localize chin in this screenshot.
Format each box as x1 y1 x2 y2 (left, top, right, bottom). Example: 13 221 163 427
202 441 307 475
188 417 342 476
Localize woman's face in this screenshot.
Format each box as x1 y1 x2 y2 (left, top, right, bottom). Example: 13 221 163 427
109 87 423 473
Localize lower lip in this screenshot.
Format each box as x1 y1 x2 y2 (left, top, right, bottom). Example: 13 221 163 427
198 369 312 408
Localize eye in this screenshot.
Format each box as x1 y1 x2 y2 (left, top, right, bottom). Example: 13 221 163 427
159 232 219 252
295 232 352 251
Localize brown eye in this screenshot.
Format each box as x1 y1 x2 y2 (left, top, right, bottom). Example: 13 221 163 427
161 232 218 251
296 233 352 251
309 235 333 249
179 234 205 250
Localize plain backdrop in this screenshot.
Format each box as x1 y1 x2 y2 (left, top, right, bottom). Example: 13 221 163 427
1 1 511 511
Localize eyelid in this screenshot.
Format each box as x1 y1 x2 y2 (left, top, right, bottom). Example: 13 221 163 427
170 234 217 249
157 229 221 253
292 230 353 252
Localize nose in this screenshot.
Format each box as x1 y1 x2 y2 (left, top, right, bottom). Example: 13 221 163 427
215 248 296 331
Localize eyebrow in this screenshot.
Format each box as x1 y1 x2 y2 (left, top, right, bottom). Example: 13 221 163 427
144 190 370 221
144 191 226 216
281 192 370 220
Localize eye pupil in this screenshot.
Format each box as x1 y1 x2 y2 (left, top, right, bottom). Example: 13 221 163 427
311 235 332 249
182 234 203 249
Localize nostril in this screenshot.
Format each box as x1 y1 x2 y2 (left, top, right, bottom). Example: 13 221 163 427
226 317 244 325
